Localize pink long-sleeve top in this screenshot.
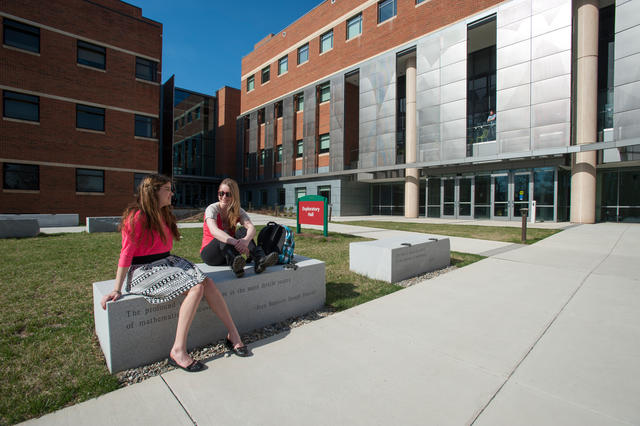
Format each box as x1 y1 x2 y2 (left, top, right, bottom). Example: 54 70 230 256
118 211 173 267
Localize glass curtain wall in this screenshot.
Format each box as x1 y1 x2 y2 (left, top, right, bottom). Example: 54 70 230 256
467 15 496 153
597 168 640 222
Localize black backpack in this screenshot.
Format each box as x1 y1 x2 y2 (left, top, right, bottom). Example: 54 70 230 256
257 222 297 269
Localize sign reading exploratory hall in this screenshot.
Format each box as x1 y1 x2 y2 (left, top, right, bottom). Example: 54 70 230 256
297 195 328 236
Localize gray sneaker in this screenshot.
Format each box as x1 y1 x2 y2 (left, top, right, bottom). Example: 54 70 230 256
255 252 278 274
231 255 246 278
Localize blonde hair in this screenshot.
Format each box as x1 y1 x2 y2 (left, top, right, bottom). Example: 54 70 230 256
120 174 180 243
220 178 241 230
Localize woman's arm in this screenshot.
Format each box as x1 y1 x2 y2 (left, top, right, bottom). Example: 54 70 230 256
100 266 129 310
233 216 256 255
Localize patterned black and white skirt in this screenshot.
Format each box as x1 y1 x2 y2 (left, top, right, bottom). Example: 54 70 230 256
125 255 207 304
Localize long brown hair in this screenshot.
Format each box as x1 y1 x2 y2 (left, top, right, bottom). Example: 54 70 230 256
120 174 180 243
220 178 241 230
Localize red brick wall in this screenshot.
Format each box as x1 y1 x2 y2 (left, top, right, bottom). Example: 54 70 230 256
241 0 504 113
0 0 162 221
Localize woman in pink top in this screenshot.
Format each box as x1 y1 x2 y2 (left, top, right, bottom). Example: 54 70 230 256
100 174 248 372
200 178 277 277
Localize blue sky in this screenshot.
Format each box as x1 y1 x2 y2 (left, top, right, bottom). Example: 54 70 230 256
130 0 322 95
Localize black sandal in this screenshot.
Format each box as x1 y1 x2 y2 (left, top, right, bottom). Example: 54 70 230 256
225 338 250 357
168 356 205 372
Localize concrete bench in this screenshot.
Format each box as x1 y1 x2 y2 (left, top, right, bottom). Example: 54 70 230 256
349 235 450 283
0 213 78 227
93 255 325 372
86 216 121 233
0 219 40 238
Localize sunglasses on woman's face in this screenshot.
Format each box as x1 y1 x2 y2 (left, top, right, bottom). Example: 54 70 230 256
218 191 232 198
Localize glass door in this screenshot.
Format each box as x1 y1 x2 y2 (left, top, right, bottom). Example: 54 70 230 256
492 174 509 219
442 178 456 218
513 172 531 218
458 177 473 218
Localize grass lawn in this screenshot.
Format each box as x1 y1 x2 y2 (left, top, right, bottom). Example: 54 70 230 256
342 220 560 244
0 227 482 424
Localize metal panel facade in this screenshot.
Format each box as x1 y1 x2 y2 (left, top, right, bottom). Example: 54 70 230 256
303 85 317 173
330 74 345 172
282 96 294 177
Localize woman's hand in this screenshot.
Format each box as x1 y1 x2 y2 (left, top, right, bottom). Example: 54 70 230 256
100 290 121 310
234 238 250 256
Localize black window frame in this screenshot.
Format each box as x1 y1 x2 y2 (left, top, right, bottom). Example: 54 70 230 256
3 90 39 122
296 140 304 158
320 30 333 54
247 75 255 92
318 83 331 103
133 172 147 193
135 114 155 138
319 133 330 153
3 18 40 53
77 40 106 70
76 168 104 193
278 55 288 75
76 104 105 131
261 66 270 84
378 0 397 24
297 43 309 65
135 57 158 82
3 163 39 190
346 13 362 40
295 93 304 112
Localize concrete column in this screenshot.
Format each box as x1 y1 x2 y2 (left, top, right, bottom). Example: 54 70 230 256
571 0 598 223
404 57 419 218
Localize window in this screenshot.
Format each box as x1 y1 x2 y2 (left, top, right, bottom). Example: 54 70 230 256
247 75 255 92
277 145 283 162
295 93 304 112
378 0 397 24
259 149 265 165
296 140 304 157
3 90 39 122
187 112 192 123
416 0 427 3
135 114 155 138
320 30 333 53
180 116 185 127
77 40 105 69
347 14 362 40
195 107 201 119
295 187 306 199
3 163 39 190
319 133 330 153
76 104 105 131
133 173 147 193
278 55 288 75
76 168 104 193
3 18 39 53
319 83 330 103
261 66 270 84
135 57 158 82
297 43 309 65
174 120 179 131
318 185 331 202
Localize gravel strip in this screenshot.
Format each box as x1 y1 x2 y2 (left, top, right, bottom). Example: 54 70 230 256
115 265 456 386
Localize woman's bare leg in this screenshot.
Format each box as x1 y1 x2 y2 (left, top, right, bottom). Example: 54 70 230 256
201 277 244 347
170 283 204 366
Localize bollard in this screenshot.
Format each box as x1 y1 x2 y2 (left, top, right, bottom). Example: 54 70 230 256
521 208 528 243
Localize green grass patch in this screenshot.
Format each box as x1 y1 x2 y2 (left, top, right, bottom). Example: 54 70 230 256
0 227 483 424
341 221 560 244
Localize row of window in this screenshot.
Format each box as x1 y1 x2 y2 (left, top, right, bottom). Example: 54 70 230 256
174 106 201 131
2 17 159 82
246 0 427 92
2 90 157 137
254 133 331 167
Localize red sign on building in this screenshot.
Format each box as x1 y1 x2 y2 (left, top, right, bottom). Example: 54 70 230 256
298 201 325 225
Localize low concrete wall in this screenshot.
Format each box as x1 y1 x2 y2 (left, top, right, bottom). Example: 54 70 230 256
0 219 39 238
350 235 450 283
94 255 325 372
0 214 79 227
86 216 121 233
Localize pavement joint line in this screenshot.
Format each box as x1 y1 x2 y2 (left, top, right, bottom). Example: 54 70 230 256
160 375 197 425
470 224 628 425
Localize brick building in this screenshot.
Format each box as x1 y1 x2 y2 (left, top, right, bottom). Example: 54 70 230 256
238 0 640 223
1 0 162 221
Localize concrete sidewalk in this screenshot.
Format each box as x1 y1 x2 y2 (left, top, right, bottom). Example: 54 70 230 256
25 223 640 425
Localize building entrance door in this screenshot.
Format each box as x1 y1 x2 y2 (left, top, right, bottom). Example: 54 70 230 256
492 174 509 219
513 172 531 218
441 177 474 219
